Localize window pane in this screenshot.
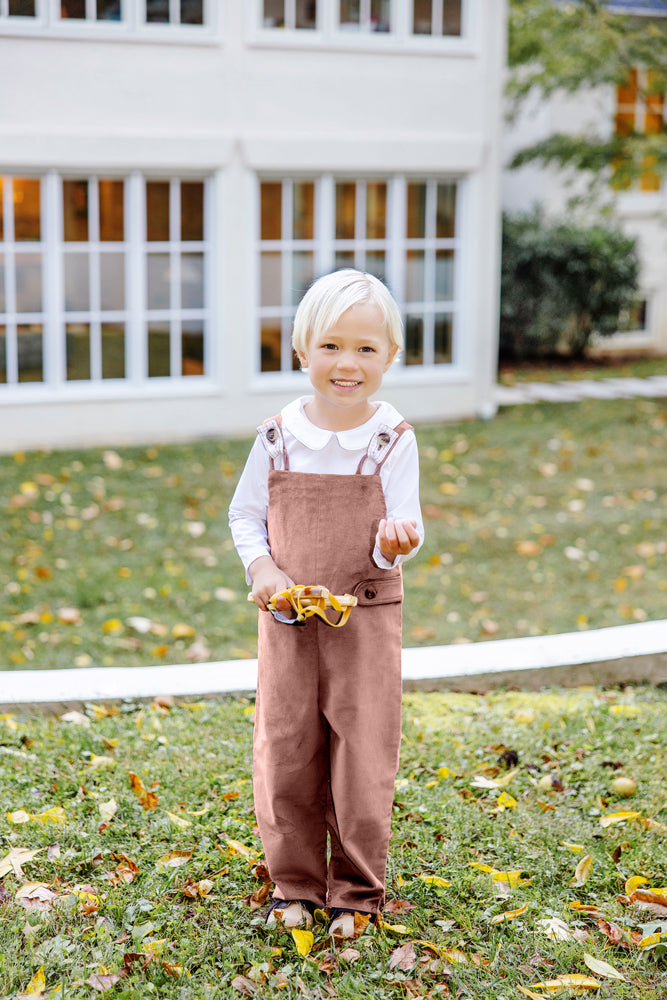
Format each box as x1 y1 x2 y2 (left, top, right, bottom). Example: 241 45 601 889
63 180 89 242
9 1 37 14
261 252 281 307
182 253 204 308
365 250 385 280
264 0 285 28
16 253 42 313
14 179 41 242
261 182 282 240
97 0 122 19
435 249 454 300
434 313 452 363
617 69 637 105
261 319 282 372
296 0 316 28
407 182 426 238
148 322 170 376
146 0 169 22
335 250 354 271
0 255 5 312
413 0 431 34
99 180 124 241
406 250 425 301
443 0 461 35
100 253 125 310
0 326 5 384
66 322 90 381
181 181 204 241
404 315 423 365
147 253 171 309
182 320 204 375
615 111 634 137
146 181 170 241
61 0 86 17
292 251 314 305
336 182 355 240
102 322 125 378
436 183 456 237
340 0 360 27
18 324 43 382
181 0 203 24
293 182 314 240
64 253 90 311
366 182 386 239
371 0 390 31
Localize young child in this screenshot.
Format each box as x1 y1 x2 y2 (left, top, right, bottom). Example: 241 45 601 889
229 269 423 939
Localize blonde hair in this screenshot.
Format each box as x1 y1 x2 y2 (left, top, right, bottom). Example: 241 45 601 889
292 269 404 358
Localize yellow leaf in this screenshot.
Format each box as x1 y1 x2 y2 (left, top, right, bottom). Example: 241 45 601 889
418 875 450 888
18 966 46 999
489 903 528 925
172 623 196 639
155 850 193 869
609 704 640 717
570 854 593 887
98 799 117 824
87 755 116 769
583 954 626 981
492 870 532 888
440 948 468 965
529 975 600 992
128 771 158 811
223 838 257 857
292 929 314 957
0 847 42 878
497 792 517 810
469 862 497 873
378 919 411 935
638 931 667 948
101 618 123 634
599 811 641 828
560 842 585 854
437 767 451 779
166 811 192 829
517 987 547 1000
625 875 650 895
8 810 31 824
494 768 520 788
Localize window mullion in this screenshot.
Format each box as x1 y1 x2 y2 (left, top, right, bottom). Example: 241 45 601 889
127 172 145 382
89 179 103 380
170 0 179 24
317 174 334 276
387 176 405 313
43 172 64 386
5 180 18 384
281 180 293 371
86 0 96 20
355 181 366 270
432 0 442 36
170 179 182 377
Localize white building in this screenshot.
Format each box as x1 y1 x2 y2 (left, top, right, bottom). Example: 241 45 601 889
502 0 667 357
0 0 507 453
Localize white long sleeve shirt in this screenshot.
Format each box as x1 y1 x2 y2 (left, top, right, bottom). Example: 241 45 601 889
229 396 424 583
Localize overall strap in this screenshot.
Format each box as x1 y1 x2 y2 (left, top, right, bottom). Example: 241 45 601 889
257 415 290 471
355 420 413 475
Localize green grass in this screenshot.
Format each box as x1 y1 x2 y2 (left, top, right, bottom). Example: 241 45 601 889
1 394 666 670
499 355 667 385
1 687 666 998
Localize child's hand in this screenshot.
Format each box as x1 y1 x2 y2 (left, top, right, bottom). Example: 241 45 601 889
377 518 420 559
249 556 295 613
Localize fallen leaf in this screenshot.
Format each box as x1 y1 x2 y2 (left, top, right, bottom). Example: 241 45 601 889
0 847 42 879
418 875 450 888
490 903 528 925
528 975 600 992
389 942 417 970
128 772 158 811
231 975 257 996
570 854 593 888
384 899 416 914
18 966 47 999
338 947 361 963
292 928 314 957
86 973 123 993
99 799 117 825
166 811 192 829
155 850 193 869
625 875 649 895
560 842 585 854
583 954 626 981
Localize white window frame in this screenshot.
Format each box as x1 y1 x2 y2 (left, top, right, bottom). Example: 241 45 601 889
255 173 464 381
249 0 476 54
0 171 214 402
0 0 220 41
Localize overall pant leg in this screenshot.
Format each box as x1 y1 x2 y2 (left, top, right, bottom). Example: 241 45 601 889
254 612 329 906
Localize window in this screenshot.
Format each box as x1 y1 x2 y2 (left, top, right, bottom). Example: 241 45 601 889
0 0 209 29
614 68 664 192
339 0 390 31
263 0 317 29
0 174 210 391
412 0 461 35
257 175 459 374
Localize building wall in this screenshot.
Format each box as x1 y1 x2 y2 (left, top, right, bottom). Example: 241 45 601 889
0 0 507 452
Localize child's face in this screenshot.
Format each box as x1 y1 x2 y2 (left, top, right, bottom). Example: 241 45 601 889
297 302 398 430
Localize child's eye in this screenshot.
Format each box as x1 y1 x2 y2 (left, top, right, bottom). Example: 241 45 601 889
322 343 338 351
359 345 376 353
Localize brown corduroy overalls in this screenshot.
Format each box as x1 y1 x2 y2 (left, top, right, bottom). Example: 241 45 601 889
253 416 411 914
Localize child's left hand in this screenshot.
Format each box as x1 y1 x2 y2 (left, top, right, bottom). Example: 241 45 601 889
377 517 420 558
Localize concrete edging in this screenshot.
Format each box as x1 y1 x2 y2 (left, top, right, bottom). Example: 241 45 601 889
1 619 666 711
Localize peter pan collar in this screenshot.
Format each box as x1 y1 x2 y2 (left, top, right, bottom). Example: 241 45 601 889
282 396 404 451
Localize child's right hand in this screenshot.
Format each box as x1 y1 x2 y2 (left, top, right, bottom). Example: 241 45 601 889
248 556 295 613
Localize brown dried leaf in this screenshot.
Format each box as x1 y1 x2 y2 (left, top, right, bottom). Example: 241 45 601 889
384 899 416 914
389 942 417 971
128 772 158 811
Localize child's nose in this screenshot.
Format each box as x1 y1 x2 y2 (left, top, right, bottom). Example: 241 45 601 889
337 351 357 369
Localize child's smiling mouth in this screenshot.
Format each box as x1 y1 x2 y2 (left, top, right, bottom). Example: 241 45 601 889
331 379 361 387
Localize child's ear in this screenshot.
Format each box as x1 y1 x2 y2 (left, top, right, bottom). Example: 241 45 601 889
297 351 308 370
384 345 399 371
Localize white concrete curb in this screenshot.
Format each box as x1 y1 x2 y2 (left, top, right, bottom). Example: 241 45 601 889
2 620 666 708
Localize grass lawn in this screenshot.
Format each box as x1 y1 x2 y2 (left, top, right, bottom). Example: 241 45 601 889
498 355 667 386
1 394 666 671
1 687 666 998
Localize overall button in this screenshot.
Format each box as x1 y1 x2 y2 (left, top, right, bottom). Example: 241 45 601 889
378 432 391 446
266 428 277 443
364 587 377 600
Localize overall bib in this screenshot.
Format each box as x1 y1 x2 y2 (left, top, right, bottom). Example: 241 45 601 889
253 417 410 913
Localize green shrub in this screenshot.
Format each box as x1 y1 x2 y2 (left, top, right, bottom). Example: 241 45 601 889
500 210 640 359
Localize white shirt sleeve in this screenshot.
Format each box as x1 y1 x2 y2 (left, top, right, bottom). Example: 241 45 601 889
373 428 424 570
228 436 272 583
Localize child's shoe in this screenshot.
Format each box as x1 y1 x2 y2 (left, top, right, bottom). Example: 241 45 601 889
328 908 371 939
265 899 314 929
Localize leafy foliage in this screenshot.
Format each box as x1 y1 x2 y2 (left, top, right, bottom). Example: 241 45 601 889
500 210 639 358
1 687 667 998
507 0 667 187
